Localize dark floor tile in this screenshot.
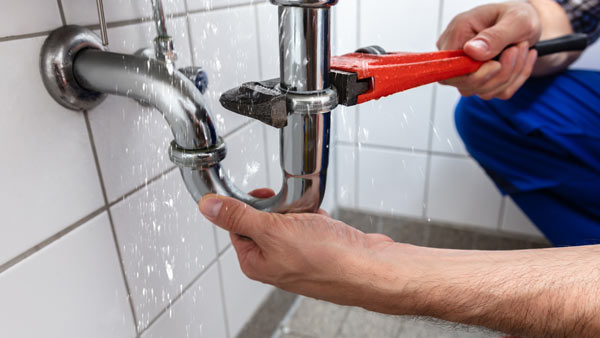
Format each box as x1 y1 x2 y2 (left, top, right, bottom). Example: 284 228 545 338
337 209 380 234
285 298 350 338
427 225 476 249
336 307 402 338
380 217 428 246
237 288 298 338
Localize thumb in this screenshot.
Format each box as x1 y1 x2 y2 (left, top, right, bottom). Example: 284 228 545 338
464 18 533 61
198 194 267 237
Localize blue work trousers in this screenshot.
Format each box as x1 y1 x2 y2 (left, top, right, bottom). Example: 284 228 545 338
455 70 600 246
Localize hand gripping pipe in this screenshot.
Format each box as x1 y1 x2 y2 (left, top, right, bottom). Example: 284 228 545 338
40 0 338 213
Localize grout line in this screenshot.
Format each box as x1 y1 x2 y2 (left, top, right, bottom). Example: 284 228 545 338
422 84 439 218
223 120 256 140
353 0 361 209
216 258 232 338
253 4 266 80
0 30 54 42
497 197 507 230
0 207 106 274
138 258 220 336
84 111 139 331
138 244 234 336
0 1 266 44
182 0 196 68
337 140 470 159
108 165 177 207
56 0 67 25
423 0 446 219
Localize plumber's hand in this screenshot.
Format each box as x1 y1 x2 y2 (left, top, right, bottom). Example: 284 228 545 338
437 1 541 100
198 191 413 310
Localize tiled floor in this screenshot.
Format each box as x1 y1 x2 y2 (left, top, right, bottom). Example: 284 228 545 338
276 298 503 338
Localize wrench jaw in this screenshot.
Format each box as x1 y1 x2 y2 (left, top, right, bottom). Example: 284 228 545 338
219 78 339 129
329 70 370 107
219 79 288 128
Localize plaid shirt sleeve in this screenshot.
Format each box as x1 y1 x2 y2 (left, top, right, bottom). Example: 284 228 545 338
555 0 600 44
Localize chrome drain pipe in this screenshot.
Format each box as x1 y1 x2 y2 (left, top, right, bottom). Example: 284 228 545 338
40 0 338 214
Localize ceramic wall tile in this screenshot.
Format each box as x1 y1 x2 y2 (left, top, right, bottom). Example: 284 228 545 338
0 36 104 266
0 213 135 338
0 1 62 38
110 171 217 330
427 155 503 229
358 148 427 217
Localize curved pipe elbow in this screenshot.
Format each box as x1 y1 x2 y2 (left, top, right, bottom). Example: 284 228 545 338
71 49 329 213
74 49 218 150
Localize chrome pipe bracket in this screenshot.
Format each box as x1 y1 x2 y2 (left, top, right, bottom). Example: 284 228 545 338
169 138 227 169
40 25 108 111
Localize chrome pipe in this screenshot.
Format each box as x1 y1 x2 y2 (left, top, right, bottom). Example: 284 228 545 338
72 48 292 211
74 49 216 150
151 0 177 65
278 6 331 92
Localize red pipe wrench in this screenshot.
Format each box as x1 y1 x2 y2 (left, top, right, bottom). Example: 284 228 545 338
331 33 588 106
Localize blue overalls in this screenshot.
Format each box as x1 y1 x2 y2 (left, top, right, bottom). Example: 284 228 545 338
455 70 600 246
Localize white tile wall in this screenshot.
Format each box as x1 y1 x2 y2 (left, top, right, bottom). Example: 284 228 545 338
359 0 439 53
431 84 467 154
426 156 503 229
358 148 427 217
110 170 218 329
141 263 228 338
0 213 135 338
358 85 434 151
188 6 259 135
0 36 104 266
220 246 273 337
0 0 62 38
337 144 357 208
256 2 280 80
61 0 186 26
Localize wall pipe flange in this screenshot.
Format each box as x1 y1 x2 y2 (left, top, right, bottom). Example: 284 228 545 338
169 138 227 169
40 25 108 111
269 0 338 7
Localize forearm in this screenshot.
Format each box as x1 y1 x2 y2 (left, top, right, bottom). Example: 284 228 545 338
529 0 582 75
377 245 600 338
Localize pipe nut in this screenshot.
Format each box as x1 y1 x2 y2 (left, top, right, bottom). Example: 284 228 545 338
286 86 338 115
169 138 227 169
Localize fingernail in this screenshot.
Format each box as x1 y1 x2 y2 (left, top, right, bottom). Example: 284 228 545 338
199 197 223 220
467 39 489 53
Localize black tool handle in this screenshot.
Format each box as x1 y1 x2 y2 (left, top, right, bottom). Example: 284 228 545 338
494 33 588 60
534 33 588 56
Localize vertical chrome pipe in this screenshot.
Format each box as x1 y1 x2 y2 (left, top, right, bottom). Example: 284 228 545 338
272 1 336 212
278 6 331 92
